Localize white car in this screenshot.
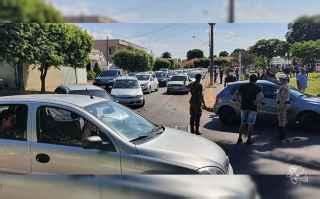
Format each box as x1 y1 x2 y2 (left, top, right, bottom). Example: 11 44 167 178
111 76 145 107
136 73 159 94
167 74 191 94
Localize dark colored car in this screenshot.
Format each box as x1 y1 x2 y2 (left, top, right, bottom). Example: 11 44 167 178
93 69 122 91
155 71 169 87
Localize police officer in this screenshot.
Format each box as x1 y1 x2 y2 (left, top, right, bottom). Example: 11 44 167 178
276 74 290 141
188 74 206 135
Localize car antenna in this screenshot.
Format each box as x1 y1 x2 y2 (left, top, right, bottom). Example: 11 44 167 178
86 88 94 99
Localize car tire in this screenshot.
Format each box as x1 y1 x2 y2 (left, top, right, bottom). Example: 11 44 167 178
218 106 237 125
299 111 320 131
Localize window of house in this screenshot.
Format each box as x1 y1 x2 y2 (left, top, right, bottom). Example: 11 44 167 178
0 104 28 141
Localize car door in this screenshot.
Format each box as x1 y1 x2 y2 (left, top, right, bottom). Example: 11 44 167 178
31 105 121 175
0 104 31 174
260 84 278 115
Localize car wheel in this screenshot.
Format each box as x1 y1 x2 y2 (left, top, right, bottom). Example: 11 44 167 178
299 111 320 131
219 106 237 125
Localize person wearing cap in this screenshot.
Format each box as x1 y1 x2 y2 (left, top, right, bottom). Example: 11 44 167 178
233 74 264 145
276 74 290 141
187 74 206 135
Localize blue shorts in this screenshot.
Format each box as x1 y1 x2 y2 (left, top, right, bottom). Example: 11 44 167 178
241 110 257 125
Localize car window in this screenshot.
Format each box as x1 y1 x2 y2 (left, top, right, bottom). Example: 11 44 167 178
37 106 109 148
136 75 150 81
170 76 187 81
113 80 139 89
0 104 28 141
54 87 67 94
70 89 111 99
262 85 277 99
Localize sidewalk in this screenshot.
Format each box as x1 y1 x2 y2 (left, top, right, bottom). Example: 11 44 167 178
202 77 224 109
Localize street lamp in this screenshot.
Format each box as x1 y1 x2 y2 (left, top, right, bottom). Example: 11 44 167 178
228 0 235 23
208 23 216 86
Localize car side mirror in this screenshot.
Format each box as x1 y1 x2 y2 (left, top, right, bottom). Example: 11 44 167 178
83 136 112 150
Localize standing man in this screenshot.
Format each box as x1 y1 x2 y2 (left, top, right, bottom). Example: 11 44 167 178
224 70 236 87
297 68 308 93
234 74 264 145
276 74 290 141
219 67 224 84
188 74 206 135
214 67 218 84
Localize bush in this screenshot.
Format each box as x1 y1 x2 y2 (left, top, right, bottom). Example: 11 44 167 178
87 70 96 80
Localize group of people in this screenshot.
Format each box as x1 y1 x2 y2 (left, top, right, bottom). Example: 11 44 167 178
188 72 291 144
213 67 239 87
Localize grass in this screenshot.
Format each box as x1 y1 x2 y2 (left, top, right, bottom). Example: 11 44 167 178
289 72 320 97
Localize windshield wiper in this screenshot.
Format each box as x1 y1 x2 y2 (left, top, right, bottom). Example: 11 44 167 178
130 135 150 143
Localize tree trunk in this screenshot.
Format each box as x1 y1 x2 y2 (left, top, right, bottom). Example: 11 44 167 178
40 66 48 93
74 67 78 84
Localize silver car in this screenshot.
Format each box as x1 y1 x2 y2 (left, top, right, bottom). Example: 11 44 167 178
214 80 320 129
0 95 232 175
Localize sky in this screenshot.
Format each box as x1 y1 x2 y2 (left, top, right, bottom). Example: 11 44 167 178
78 23 288 58
48 0 320 23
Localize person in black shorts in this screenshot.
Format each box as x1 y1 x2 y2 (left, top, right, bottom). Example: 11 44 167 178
234 74 264 145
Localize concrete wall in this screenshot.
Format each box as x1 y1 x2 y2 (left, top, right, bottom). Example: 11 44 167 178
0 62 16 88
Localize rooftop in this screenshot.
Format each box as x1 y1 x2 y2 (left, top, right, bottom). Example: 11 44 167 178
0 94 106 108
58 84 105 91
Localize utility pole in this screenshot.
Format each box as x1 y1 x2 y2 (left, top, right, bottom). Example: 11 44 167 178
228 0 235 23
239 51 242 80
106 36 109 67
209 23 216 86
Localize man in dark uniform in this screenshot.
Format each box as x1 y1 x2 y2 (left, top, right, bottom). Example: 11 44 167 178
188 74 206 135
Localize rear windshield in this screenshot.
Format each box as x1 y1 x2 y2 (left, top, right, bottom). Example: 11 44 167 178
136 75 150 81
100 70 119 77
70 89 111 99
113 80 139 89
170 76 187 81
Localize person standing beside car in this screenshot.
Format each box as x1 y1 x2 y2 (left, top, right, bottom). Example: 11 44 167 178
276 75 290 141
188 74 206 135
297 68 308 93
234 74 264 145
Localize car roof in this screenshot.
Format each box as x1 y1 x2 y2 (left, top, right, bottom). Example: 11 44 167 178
58 84 104 91
227 80 276 86
0 94 106 108
115 76 138 80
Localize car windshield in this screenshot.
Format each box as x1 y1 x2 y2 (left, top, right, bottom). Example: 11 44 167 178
85 101 156 141
113 79 139 89
136 75 150 81
70 89 111 99
170 76 187 81
156 72 166 78
100 70 119 77
188 73 199 78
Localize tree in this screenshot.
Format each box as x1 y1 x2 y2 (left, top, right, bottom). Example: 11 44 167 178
186 49 204 60
161 51 172 59
0 0 63 23
231 48 246 57
290 40 320 65
219 51 229 57
153 58 172 71
249 39 289 65
255 56 268 69
286 15 320 43
193 58 210 68
113 49 153 72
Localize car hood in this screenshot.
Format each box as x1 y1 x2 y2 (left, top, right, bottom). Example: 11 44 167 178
167 81 185 86
304 96 320 104
111 88 142 96
137 128 228 170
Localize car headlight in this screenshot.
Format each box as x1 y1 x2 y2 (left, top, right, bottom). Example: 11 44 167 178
197 166 225 175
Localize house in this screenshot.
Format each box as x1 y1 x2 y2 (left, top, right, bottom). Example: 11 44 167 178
88 49 108 71
94 39 146 65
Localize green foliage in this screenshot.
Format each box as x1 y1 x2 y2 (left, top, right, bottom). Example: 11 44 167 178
219 51 229 57
0 23 93 92
153 58 172 71
112 49 153 72
186 49 204 60
0 0 63 23
193 58 210 68
255 56 268 69
249 39 289 63
87 70 96 80
231 48 246 57
161 51 172 59
290 40 320 65
287 15 320 43
93 63 101 75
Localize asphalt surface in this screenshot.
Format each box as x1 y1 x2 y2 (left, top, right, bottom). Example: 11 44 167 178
135 87 320 198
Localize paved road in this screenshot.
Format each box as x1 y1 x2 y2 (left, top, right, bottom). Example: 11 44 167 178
135 87 320 198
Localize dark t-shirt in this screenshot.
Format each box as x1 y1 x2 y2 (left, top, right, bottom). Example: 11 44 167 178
238 83 262 111
189 82 203 107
